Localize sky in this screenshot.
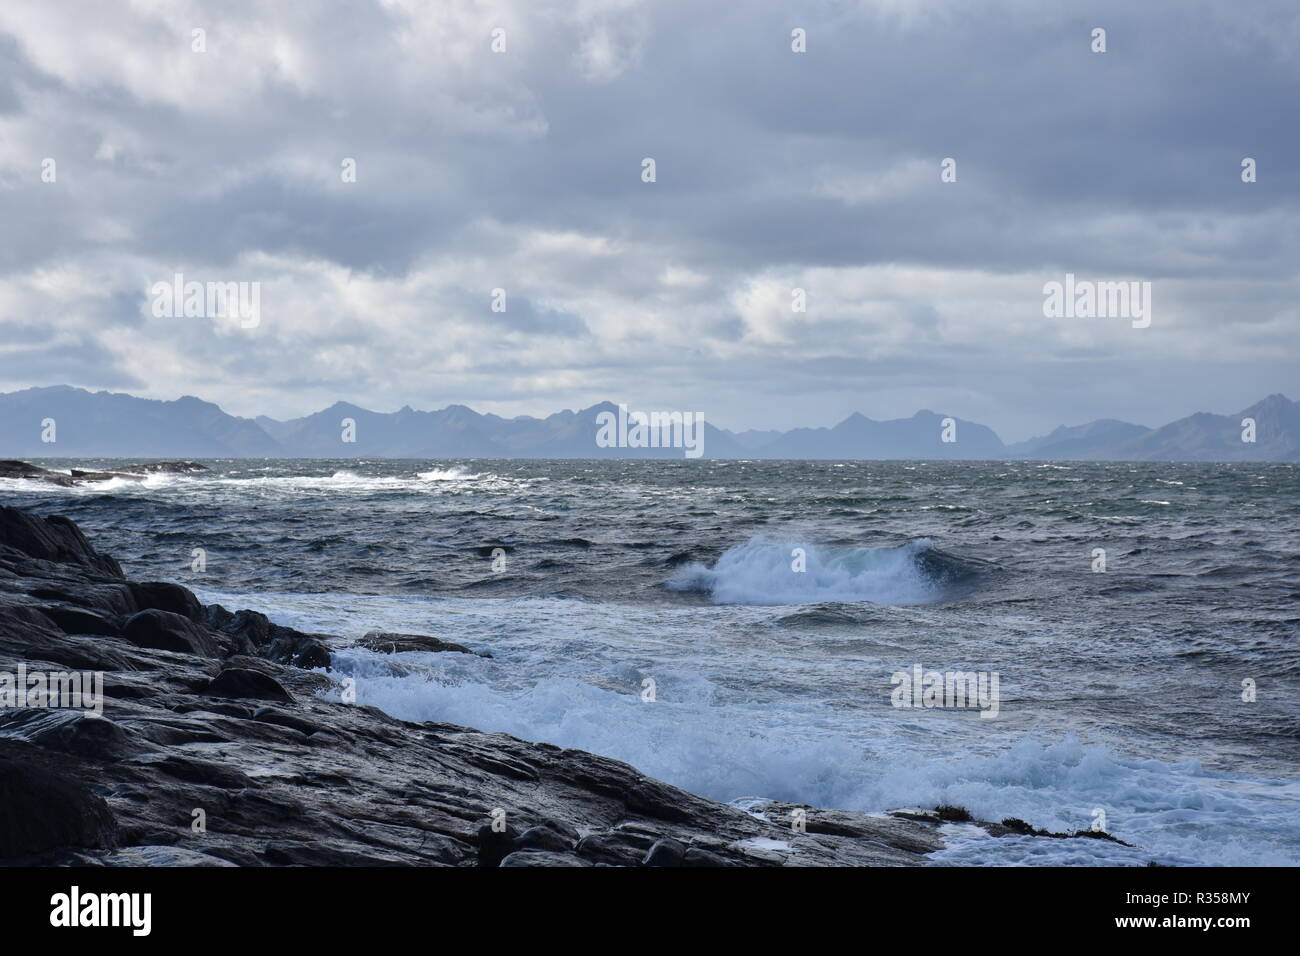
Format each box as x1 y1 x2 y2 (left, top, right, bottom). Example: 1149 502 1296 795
0 0 1296 441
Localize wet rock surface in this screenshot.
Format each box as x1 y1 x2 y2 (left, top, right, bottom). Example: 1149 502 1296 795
2 459 207 487
0 504 1036 868
357 630 490 657
0 460 77 487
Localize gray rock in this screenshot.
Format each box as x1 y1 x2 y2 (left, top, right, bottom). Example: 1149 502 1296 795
0 460 76 486
130 581 204 621
122 608 220 656
515 822 579 853
0 740 118 856
358 631 488 657
0 506 122 575
500 850 590 867
206 668 294 703
643 837 686 867
114 461 209 475
682 846 736 867
575 831 648 866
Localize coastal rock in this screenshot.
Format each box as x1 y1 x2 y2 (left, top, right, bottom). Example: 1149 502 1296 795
499 850 590 867
0 710 143 762
476 823 519 867
38 605 122 636
0 507 122 576
0 740 119 857
0 506 1082 868
0 460 75 487
358 630 489 657
21 583 137 620
643 837 687 867
514 821 580 853
205 668 294 703
1 459 207 489
96 846 237 867
267 633 332 669
114 461 209 475
131 581 204 621
575 832 648 866
122 608 221 656
206 605 272 647
203 605 332 668
681 846 736 867
68 469 147 483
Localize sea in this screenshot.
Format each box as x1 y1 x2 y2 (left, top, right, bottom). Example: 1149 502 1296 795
5 457 1298 866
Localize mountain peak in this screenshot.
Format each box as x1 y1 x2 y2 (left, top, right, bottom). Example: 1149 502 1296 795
1245 393 1294 413
837 411 872 427
1 387 1296 461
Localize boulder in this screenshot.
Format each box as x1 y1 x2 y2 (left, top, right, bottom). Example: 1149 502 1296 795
0 460 75 487
0 506 122 576
115 461 208 475
205 667 294 703
358 630 488 657
643 837 687 867
122 609 221 656
0 741 118 858
130 581 204 621
499 851 590 867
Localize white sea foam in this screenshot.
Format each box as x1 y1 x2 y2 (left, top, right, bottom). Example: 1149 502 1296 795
667 538 948 605
191 588 1300 868
417 467 479 481
0 473 183 494
204 469 520 496
2 463 535 499
331 651 1299 866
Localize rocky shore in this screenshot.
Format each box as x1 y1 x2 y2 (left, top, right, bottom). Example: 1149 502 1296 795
0 459 208 487
0 504 1116 867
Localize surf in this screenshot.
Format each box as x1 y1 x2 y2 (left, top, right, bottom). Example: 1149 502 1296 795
665 537 988 606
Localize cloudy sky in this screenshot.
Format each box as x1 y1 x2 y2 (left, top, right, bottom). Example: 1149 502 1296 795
0 0 1296 440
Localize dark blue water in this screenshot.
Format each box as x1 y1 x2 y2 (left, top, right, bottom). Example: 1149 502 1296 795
6 458 1298 865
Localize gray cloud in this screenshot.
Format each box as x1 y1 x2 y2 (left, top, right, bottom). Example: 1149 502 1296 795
0 0 1296 440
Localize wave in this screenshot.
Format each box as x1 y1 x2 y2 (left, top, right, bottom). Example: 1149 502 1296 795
324 650 1300 866
665 537 985 606
202 468 512 495
773 604 887 627
417 467 479 481
192 588 1300 867
0 473 184 494
0 464 506 499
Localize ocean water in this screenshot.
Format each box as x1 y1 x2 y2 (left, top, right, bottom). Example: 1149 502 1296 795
5 458 1299 866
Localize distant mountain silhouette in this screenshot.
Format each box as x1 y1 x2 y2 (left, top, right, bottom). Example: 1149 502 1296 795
1108 394 1300 461
2 386 1297 461
255 400 747 459
1003 419 1151 460
258 402 505 457
0 386 279 457
756 410 1004 460
1002 395 1299 461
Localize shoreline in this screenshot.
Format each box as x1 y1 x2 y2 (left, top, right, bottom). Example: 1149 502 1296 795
0 503 1138 867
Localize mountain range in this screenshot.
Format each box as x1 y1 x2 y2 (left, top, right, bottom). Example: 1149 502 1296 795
1 386 1296 462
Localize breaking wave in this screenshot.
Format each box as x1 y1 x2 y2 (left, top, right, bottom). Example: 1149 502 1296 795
665 537 985 605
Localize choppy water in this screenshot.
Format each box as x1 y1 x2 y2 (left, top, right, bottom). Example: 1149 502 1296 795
6 458 1299 866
